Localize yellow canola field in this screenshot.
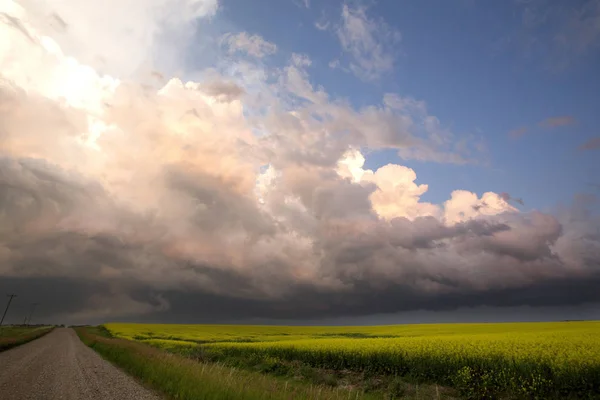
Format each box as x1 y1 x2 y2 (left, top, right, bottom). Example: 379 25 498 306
105 320 599 343
209 329 600 372
105 321 600 396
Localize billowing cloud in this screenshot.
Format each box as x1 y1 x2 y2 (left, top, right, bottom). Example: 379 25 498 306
1 0 599 324
337 149 441 220
222 32 278 58
8 0 218 78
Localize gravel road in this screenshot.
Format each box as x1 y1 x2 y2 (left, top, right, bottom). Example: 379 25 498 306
0 328 162 400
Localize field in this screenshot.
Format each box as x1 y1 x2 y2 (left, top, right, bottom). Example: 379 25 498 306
100 322 600 399
78 326 392 400
0 325 54 352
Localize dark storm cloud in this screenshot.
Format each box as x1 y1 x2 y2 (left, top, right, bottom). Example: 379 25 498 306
2 151 600 323
312 179 375 220
0 276 170 325
5 272 600 325
164 165 276 237
112 272 600 324
5 80 600 324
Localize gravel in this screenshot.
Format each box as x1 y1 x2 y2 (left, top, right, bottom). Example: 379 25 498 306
0 328 163 400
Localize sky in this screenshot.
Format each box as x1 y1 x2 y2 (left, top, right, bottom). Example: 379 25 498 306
0 0 599 325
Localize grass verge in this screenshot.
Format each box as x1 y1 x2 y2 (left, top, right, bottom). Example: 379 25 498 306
0 326 54 352
76 327 385 400
159 343 457 400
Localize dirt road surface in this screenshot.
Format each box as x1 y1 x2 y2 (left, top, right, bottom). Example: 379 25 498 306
0 328 162 400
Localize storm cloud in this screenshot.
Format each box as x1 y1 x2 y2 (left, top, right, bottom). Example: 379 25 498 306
1 0 599 324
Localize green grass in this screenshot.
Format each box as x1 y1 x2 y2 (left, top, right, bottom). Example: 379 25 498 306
104 321 600 399
0 325 54 352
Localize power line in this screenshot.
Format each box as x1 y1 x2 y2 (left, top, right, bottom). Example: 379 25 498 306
0 294 17 326
26 303 39 326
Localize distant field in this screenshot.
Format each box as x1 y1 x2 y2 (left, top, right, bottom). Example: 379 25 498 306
0 325 54 352
106 320 599 342
105 321 600 398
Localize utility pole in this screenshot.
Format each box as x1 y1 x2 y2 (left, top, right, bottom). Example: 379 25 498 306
0 294 17 326
27 303 39 326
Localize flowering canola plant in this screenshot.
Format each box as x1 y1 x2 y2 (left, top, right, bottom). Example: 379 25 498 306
106 321 600 397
